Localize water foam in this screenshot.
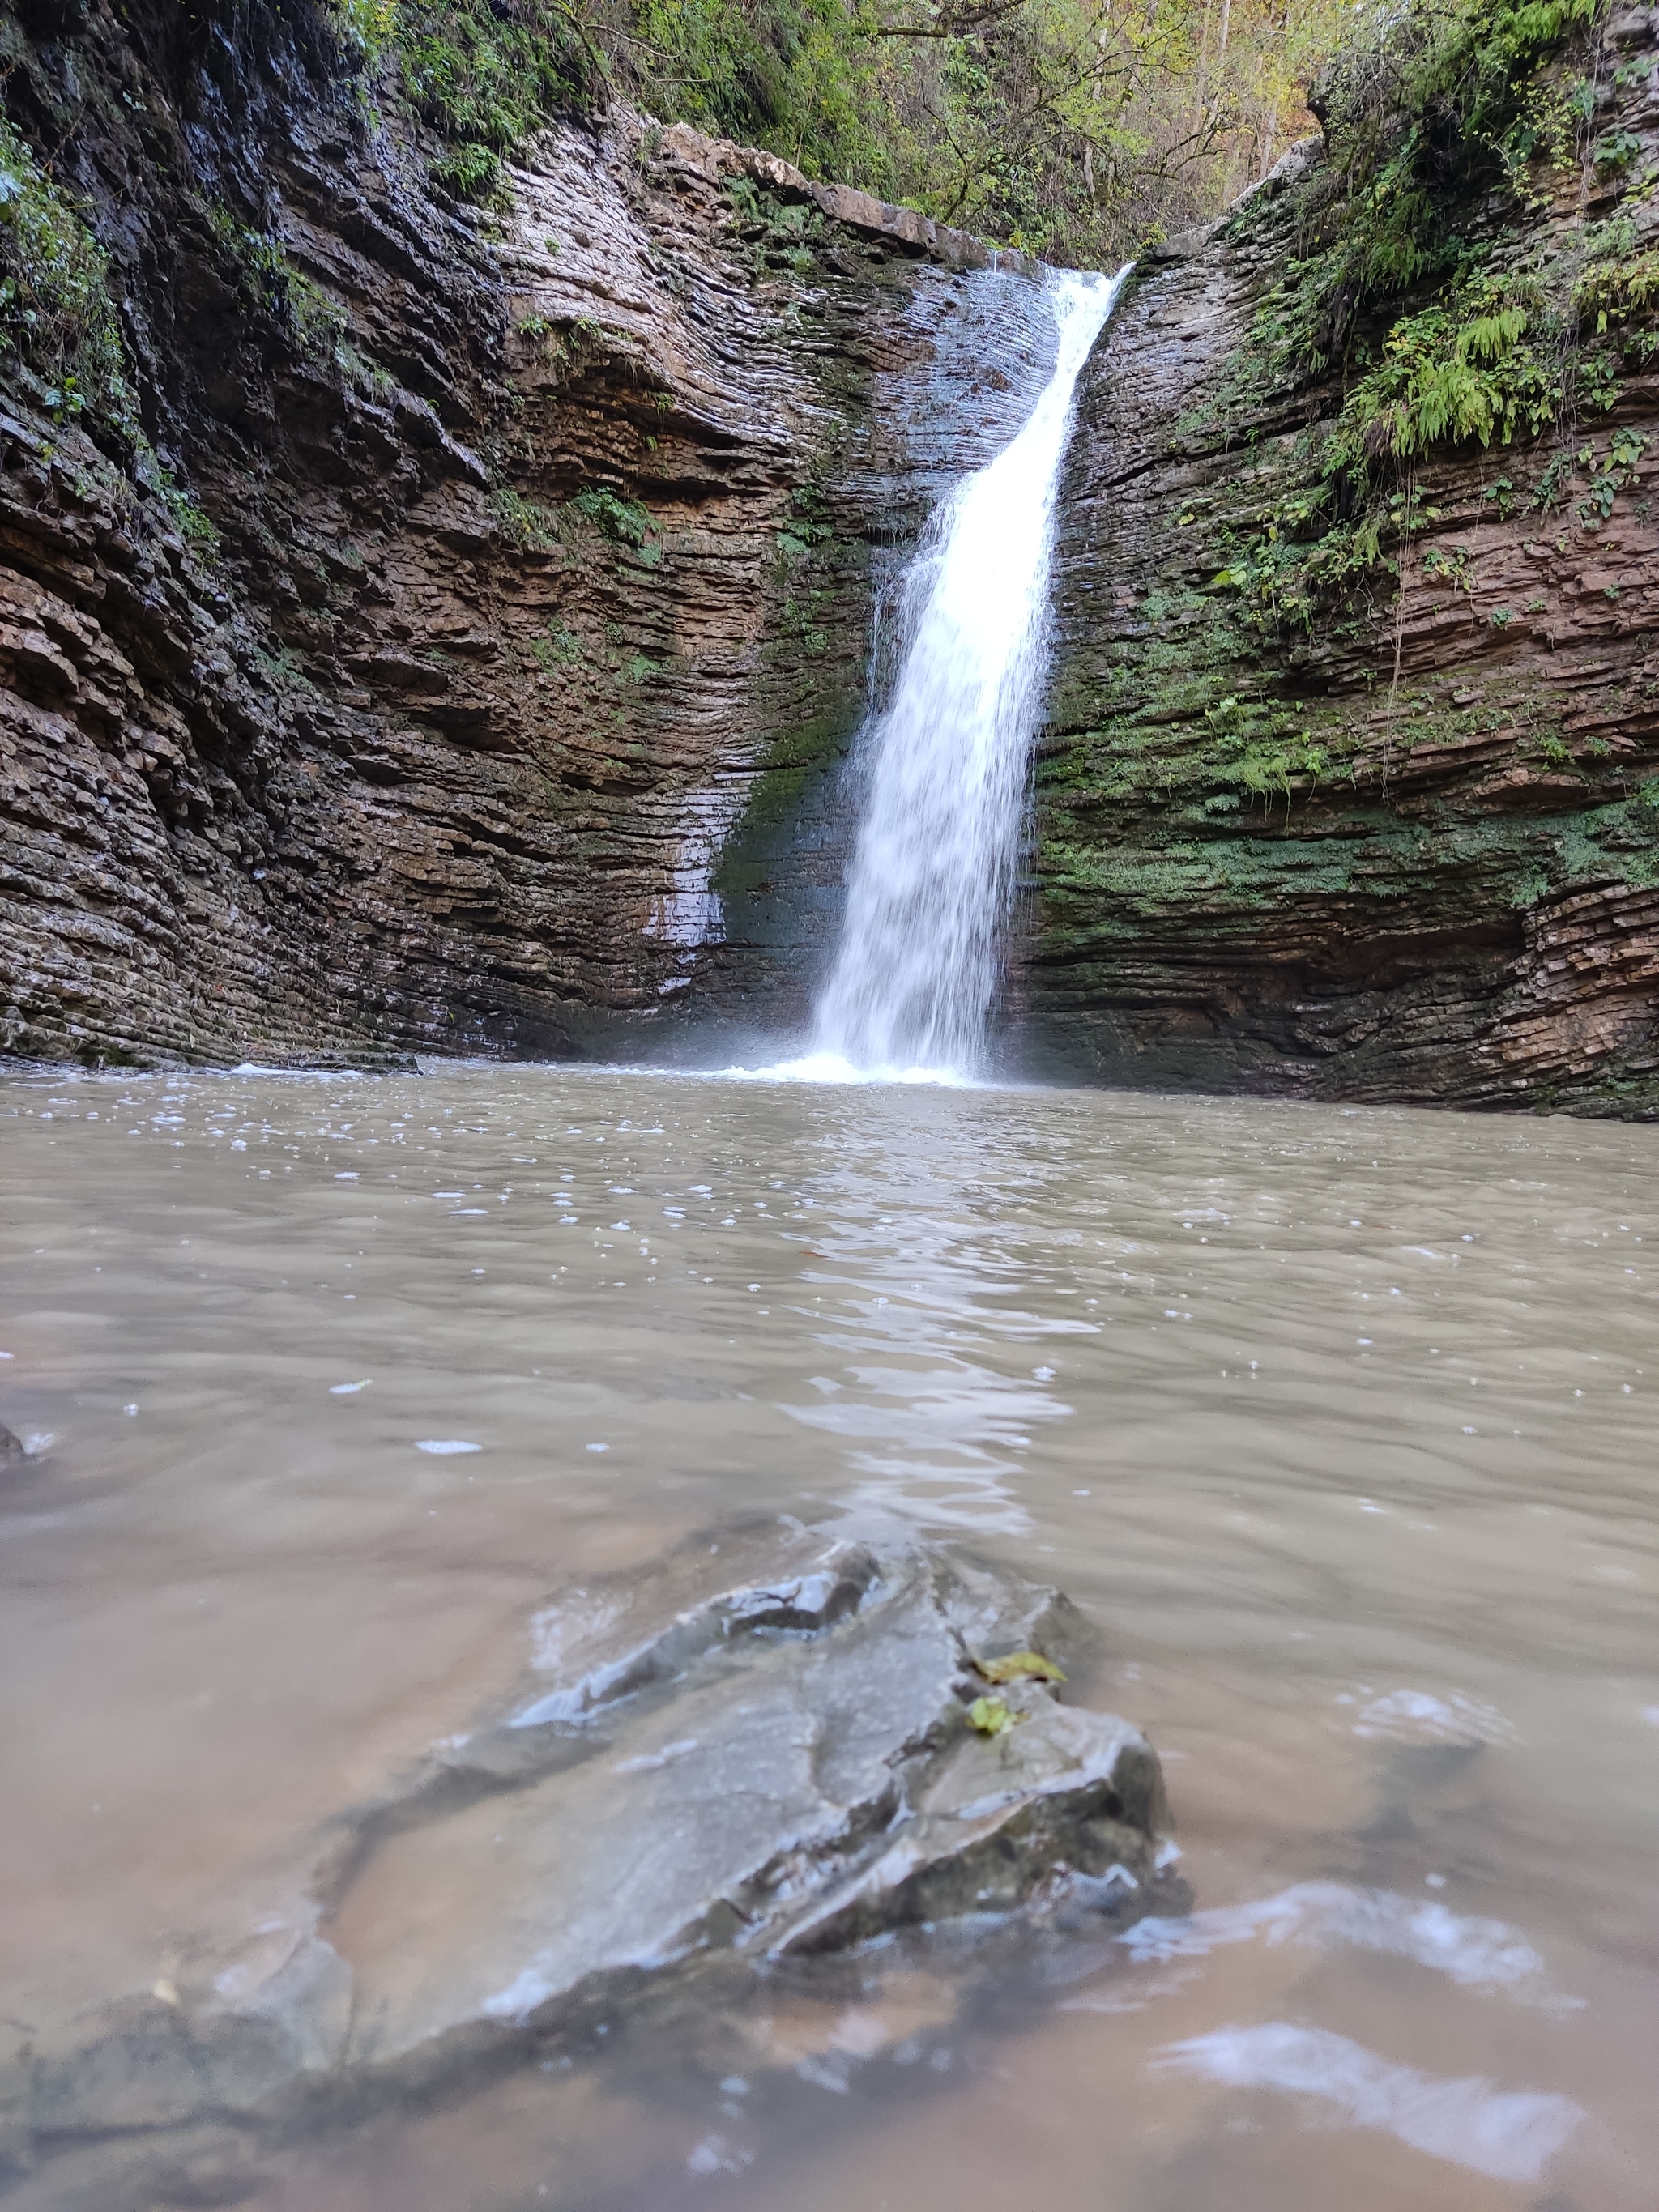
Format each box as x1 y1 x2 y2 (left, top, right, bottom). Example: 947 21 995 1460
1154 2023 1582 2184
1120 1881 1550 1995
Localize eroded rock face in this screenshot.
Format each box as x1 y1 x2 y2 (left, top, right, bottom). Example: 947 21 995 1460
0 2 1054 1068
11 3 1648 1108
3 1519 1174 2189
1032 17 1659 1115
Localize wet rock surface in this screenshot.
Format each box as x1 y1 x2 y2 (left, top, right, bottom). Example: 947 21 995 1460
2 1519 1175 2197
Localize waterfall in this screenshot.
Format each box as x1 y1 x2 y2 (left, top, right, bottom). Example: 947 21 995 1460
808 266 1128 1081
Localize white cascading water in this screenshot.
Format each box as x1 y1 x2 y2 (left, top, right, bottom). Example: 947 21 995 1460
805 266 1128 1081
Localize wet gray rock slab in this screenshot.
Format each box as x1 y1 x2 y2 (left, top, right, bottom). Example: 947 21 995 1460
5 1518 1174 2181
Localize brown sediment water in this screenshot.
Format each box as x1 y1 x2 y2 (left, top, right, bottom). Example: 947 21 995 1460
1 1062 1655 2210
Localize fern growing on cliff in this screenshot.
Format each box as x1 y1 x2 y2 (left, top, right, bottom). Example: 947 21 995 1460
1327 270 1566 463
1207 0 1653 635
1252 0 1607 383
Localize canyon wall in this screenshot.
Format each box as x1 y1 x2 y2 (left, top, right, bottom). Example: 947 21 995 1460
0 0 1052 1068
6 0 1658 1115
1034 6 1659 1115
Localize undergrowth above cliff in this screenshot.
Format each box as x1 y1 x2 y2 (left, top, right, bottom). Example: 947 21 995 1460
356 0 604 202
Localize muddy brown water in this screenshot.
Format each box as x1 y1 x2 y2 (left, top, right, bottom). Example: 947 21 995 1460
2 1063 1655 2210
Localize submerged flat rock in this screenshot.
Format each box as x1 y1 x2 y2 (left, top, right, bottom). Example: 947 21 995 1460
8 1519 1174 2177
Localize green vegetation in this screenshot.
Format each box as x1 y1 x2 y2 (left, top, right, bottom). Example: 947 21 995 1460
0 121 232 555
492 488 562 550
1202 692 1329 810
571 485 660 562
315 0 1361 261
1202 0 1654 633
1326 271 1567 466
335 0 603 206
619 0 1359 262
207 202 290 320
169 496 222 552
777 482 834 560
202 206 399 399
285 269 398 399
968 1694 1018 1735
724 176 826 272
0 117 134 428
1239 0 1607 381
530 624 584 669
1576 234 1659 354
489 484 663 563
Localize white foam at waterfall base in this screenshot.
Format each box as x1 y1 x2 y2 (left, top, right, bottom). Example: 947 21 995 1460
747 264 1128 1088
726 1050 978 1088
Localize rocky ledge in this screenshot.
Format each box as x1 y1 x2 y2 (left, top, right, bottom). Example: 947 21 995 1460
4 1519 1177 2201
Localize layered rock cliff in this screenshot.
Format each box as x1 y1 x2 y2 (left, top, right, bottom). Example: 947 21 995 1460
0 0 1051 1067
1034 5 1659 1115
5 0 1658 1114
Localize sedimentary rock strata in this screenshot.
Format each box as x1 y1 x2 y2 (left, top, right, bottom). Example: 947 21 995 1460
1034 14 1659 1114
0 0 1051 1068
3 0 1656 1110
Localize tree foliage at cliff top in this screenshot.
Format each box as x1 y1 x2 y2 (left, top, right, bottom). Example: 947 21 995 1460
615 0 1358 259
335 0 1362 262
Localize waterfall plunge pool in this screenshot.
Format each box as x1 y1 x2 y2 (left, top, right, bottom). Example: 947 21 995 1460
2 1059 1655 2210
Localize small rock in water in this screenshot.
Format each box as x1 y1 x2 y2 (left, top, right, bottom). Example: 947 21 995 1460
10 1517 1178 2186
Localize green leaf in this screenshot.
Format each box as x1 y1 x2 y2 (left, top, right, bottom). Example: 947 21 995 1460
968 1695 1018 1737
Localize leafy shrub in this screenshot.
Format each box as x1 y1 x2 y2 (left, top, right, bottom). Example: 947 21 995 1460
572 484 655 548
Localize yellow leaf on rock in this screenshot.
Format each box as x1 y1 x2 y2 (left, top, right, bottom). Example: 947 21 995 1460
972 1651 1066 1686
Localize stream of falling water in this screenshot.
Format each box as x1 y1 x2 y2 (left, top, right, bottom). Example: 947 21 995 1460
799 266 1128 1082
